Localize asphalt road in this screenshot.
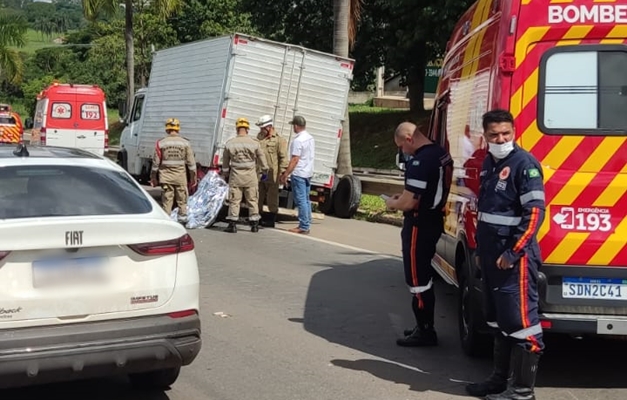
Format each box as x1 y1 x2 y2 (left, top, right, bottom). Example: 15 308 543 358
3 217 627 399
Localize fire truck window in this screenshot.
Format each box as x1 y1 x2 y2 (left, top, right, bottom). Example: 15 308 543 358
541 48 627 133
543 51 597 130
51 102 72 119
80 104 101 120
0 116 16 124
599 51 627 130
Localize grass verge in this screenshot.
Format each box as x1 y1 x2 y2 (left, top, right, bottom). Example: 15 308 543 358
354 194 403 225
13 29 61 54
107 108 124 146
349 105 431 170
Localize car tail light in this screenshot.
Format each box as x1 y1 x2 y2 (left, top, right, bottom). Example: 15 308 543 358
104 129 109 149
40 127 46 145
168 310 197 319
0 251 10 262
128 234 195 256
540 320 552 329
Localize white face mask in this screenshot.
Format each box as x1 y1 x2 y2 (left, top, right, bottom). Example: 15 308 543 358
488 140 514 159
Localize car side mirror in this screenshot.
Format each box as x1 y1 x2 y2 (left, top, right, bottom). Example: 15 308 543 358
118 100 128 120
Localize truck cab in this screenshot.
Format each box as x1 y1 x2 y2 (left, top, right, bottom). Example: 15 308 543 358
119 88 149 180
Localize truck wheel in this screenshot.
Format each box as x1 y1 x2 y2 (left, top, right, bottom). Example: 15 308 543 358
129 366 180 389
333 175 362 219
117 148 128 170
458 259 492 358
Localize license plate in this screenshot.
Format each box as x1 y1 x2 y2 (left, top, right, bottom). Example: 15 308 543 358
33 256 108 288
562 277 627 300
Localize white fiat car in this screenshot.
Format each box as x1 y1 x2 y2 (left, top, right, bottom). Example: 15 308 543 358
0 143 201 389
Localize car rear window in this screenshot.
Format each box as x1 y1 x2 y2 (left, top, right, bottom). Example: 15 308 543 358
0 116 16 125
0 165 153 219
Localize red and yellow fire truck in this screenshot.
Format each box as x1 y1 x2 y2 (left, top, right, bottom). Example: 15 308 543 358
427 0 627 356
0 104 24 144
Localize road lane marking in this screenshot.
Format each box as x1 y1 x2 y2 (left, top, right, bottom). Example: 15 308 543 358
273 228 402 260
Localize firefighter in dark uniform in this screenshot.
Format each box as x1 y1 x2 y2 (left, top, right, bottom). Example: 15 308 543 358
466 109 545 400
385 122 453 347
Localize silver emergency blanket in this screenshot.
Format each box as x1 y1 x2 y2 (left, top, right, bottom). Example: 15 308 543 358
170 170 229 229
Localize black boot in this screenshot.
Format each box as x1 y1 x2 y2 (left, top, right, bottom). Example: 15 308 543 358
224 222 237 233
396 326 438 347
465 335 511 397
260 212 276 228
485 346 540 400
251 221 259 233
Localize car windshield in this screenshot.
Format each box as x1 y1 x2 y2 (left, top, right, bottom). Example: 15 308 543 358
0 165 153 219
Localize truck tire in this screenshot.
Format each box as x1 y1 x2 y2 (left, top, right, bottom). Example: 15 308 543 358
458 258 492 358
333 175 361 219
117 148 128 170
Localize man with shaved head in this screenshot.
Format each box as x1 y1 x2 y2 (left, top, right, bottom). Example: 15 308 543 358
386 122 454 347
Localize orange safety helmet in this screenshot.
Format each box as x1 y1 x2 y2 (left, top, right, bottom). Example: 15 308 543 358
235 117 250 130
165 118 180 131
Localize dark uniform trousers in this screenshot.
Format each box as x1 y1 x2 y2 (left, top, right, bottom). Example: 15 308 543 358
401 211 444 330
476 145 546 354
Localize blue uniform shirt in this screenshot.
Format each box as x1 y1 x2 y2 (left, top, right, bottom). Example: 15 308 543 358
476 144 546 265
404 143 454 220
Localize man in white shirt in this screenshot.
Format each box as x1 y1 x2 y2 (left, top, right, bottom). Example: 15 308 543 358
280 115 315 234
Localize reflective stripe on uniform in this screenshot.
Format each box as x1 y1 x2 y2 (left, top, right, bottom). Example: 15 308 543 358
231 161 255 168
487 321 499 328
162 160 186 165
478 212 521 226
520 190 545 205
406 178 427 189
505 323 542 339
408 278 433 294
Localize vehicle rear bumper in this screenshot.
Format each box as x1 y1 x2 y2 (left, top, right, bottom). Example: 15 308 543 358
0 313 201 389
540 312 627 336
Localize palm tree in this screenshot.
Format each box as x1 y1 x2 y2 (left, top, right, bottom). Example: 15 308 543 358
0 13 28 84
333 0 362 176
81 0 181 113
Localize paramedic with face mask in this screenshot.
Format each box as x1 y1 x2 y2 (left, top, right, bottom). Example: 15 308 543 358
466 109 546 400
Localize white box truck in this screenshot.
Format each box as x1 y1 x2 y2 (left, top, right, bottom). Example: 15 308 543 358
117 33 362 218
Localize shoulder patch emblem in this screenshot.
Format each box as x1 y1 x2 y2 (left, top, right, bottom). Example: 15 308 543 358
412 160 420 166
499 166 511 180
528 168 540 178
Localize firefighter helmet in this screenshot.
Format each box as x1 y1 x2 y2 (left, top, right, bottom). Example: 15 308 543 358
256 114 273 128
235 117 250 130
165 118 180 131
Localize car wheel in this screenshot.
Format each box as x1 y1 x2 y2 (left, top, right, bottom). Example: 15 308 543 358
458 260 491 358
129 366 181 389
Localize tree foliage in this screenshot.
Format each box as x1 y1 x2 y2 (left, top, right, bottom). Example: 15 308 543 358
0 11 28 83
1 0 473 117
